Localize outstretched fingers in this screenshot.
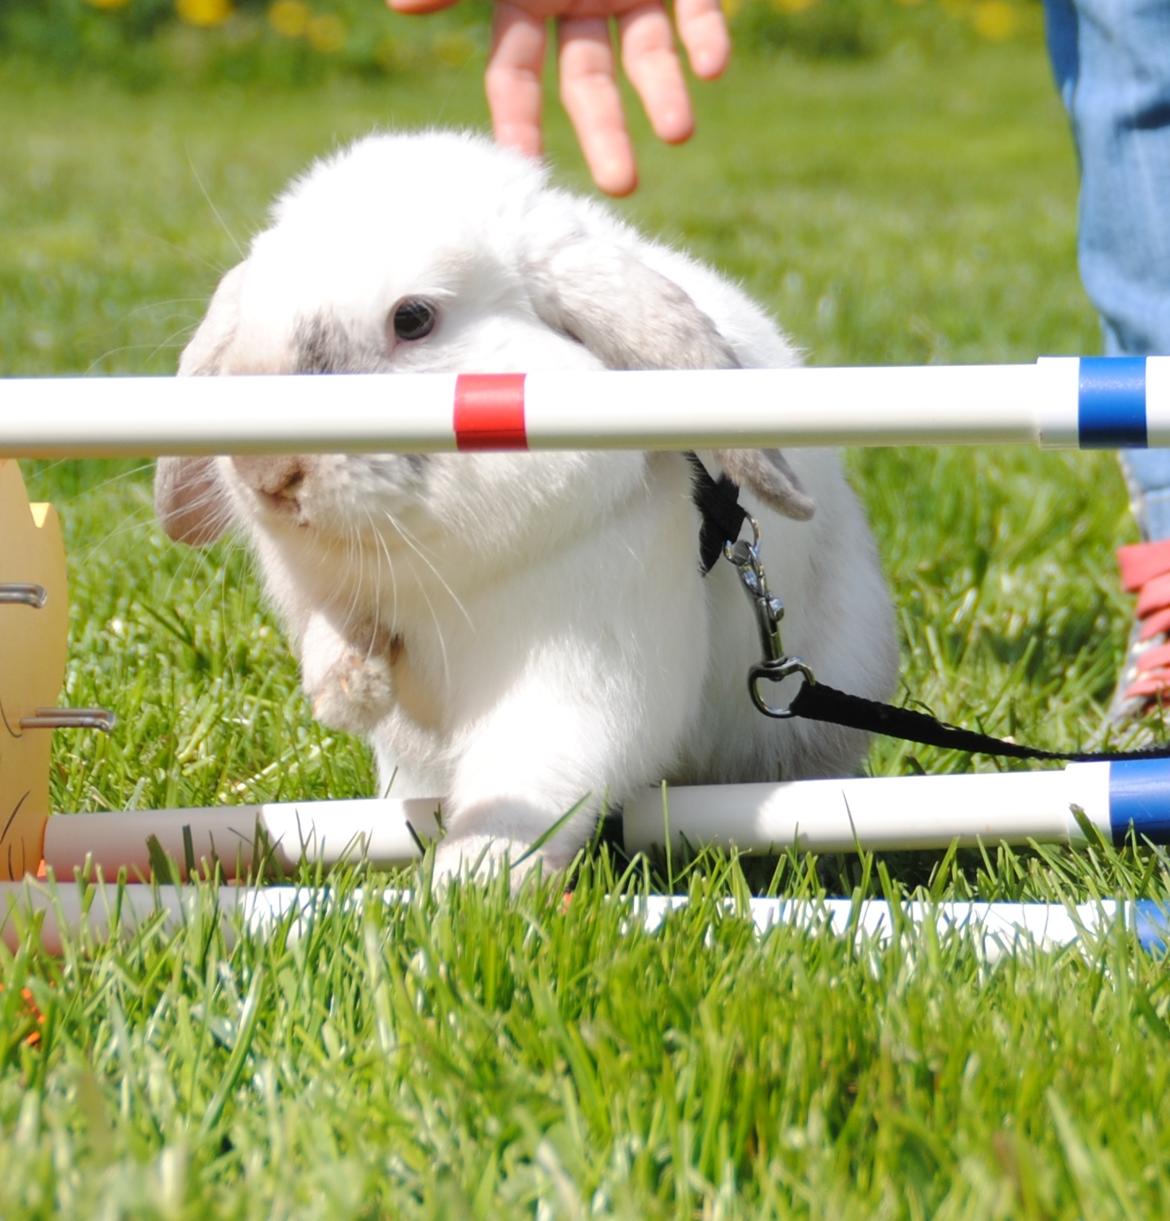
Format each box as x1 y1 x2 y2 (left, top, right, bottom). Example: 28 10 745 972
428 0 731 195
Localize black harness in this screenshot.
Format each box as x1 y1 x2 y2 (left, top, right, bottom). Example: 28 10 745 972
687 454 747 576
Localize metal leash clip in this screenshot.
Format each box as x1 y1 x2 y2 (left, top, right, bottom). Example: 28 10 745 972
723 517 815 719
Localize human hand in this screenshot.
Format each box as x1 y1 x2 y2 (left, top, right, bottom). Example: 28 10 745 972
384 0 731 196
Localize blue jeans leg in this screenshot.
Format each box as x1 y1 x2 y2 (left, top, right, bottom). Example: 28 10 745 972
1044 0 1170 539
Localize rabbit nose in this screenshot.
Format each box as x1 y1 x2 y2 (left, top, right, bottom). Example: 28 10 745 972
232 456 306 503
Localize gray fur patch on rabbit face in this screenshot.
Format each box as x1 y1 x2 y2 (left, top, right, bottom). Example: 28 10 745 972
293 311 388 376
296 313 427 479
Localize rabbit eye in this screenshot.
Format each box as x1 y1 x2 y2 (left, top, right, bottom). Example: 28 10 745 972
391 298 437 342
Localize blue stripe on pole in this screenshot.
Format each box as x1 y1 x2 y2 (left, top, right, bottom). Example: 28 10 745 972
1133 901 1170 956
1108 758 1170 844
1078 356 1147 448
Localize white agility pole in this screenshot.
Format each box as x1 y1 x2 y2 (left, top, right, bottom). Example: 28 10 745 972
1 881 1166 961
622 759 1170 854
1 357 1167 455
41 797 443 879
37 758 1170 880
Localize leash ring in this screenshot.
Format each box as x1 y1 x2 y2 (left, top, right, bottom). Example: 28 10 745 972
748 659 815 719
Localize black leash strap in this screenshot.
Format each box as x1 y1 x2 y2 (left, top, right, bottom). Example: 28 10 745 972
788 678 1170 763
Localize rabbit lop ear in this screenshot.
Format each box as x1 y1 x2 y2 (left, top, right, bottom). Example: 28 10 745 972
522 219 815 521
154 263 246 545
523 221 739 373
718 449 816 522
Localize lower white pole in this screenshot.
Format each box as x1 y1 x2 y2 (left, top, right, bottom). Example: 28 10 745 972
44 759 1158 879
620 763 1115 855
42 797 442 880
1 881 1165 962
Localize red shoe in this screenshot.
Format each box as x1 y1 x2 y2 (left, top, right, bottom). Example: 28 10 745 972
1113 539 1170 718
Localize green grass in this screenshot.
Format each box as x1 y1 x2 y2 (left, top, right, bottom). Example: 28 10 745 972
5 42 1170 1217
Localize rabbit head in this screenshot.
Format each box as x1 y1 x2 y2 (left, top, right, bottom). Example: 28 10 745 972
156 132 814 607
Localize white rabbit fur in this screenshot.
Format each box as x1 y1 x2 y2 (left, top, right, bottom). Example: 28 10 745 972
156 130 898 881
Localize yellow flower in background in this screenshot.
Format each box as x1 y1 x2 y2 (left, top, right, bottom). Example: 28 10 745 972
374 36 417 72
972 0 1018 40
176 0 233 27
85 0 131 10
720 0 742 19
772 0 818 13
269 0 310 38
306 12 346 53
434 32 475 67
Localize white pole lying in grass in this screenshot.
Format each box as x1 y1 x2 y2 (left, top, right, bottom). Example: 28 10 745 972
42 797 443 880
38 758 1170 880
1 881 1166 960
622 759 1170 854
2 357 1168 455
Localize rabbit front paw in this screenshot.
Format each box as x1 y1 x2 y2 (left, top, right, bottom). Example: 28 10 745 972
306 635 401 734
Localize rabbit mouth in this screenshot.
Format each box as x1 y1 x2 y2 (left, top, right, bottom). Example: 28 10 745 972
255 485 303 513
246 486 314 532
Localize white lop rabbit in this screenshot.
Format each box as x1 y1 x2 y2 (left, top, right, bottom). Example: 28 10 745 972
156 131 898 882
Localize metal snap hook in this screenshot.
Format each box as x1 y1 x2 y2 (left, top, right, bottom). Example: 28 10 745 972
749 659 815 719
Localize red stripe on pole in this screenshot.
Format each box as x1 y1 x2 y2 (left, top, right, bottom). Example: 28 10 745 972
453 373 528 450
